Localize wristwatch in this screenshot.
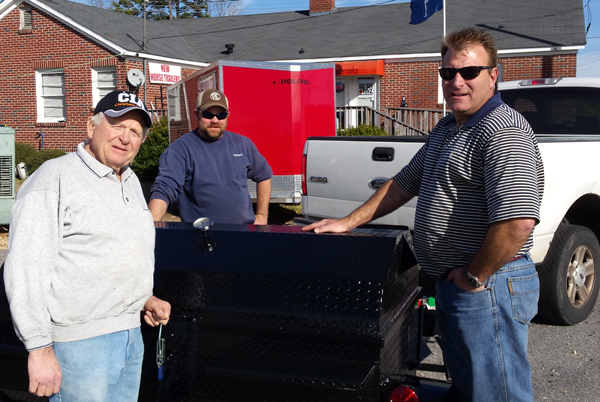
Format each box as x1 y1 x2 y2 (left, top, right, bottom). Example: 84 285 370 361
465 267 485 288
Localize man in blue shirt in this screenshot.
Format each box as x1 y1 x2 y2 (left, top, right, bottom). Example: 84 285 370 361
149 89 272 224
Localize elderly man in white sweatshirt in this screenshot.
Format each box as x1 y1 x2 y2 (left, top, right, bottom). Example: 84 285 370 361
4 90 171 401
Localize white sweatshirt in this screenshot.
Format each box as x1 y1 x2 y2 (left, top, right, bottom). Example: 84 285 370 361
4 143 155 350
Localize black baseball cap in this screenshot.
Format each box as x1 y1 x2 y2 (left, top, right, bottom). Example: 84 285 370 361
94 90 153 128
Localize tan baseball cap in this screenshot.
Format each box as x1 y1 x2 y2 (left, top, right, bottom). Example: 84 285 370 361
197 89 229 112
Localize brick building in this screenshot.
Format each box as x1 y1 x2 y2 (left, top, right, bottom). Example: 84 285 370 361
0 0 586 149
0 0 205 150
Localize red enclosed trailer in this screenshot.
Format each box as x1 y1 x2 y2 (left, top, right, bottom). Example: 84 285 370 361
167 60 336 203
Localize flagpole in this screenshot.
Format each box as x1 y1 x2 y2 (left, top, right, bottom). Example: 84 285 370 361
443 0 447 117
443 0 446 37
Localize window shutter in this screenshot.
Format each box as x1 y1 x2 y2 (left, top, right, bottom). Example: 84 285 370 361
20 7 32 30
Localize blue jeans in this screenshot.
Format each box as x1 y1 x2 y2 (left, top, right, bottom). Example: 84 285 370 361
436 254 539 402
50 328 144 402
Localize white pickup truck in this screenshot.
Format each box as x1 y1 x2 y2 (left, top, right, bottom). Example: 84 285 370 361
300 77 600 326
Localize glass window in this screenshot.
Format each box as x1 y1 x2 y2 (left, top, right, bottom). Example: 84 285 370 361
357 78 375 109
335 79 346 107
199 74 216 93
35 69 65 122
92 67 117 107
501 86 600 135
168 87 181 121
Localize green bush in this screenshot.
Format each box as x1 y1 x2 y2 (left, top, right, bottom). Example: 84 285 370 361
131 115 170 178
15 143 37 167
15 143 66 175
337 124 390 137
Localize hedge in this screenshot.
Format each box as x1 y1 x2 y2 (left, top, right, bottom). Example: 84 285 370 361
336 124 390 137
15 143 66 175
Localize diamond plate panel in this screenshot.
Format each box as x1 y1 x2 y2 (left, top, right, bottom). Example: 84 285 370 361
141 223 420 402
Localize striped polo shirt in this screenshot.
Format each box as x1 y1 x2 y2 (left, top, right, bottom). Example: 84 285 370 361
395 93 544 277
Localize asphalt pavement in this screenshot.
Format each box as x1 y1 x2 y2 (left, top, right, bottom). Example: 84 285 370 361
529 306 600 401
419 304 600 401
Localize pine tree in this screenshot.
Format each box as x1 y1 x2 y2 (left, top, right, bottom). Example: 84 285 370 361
112 0 209 20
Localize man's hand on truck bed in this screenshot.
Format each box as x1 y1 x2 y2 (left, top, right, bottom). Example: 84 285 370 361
302 218 354 234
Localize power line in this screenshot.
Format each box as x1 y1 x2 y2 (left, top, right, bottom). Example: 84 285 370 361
147 0 407 41
583 0 592 34
236 0 406 14
147 2 583 42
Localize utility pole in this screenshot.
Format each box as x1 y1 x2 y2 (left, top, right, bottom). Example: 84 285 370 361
143 0 147 105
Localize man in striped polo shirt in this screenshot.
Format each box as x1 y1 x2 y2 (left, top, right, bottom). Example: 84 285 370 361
304 27 544 402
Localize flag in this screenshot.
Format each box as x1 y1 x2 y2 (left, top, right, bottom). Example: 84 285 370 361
410 0 443 25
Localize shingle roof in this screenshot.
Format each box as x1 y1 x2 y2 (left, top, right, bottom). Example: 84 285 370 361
13 0 587 64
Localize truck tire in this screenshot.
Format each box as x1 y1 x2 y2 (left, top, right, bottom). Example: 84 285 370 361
537 223 600 325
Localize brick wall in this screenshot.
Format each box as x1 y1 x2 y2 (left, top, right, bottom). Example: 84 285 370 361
380 54 577 112
310 0 336 13
500 55 577 82
381 61 440 111
0 5 197 150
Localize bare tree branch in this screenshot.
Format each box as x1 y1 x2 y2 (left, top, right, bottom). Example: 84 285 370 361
209 0 241 17
86 0 113 9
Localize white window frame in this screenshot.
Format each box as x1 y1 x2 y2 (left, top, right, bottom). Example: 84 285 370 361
168 86 181 121
92 66 117 107
20 6 32 30
35 69 66 123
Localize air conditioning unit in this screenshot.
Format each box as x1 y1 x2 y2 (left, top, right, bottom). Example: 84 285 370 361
0 127 15 225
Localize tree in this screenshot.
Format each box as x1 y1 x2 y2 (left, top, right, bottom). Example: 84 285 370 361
113 0 209 20
209 0 242 17
87 0 113 9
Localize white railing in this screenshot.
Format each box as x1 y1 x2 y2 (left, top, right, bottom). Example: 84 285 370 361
336 106 429 136
386 107 449 134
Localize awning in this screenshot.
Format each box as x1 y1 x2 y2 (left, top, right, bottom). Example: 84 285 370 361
335 60 384 76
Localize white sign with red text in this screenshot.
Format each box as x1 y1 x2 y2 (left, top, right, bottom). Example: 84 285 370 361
148 62 182 84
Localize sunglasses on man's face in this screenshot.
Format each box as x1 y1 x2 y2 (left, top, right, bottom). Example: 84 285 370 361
200 110 229 120
438 66 492 81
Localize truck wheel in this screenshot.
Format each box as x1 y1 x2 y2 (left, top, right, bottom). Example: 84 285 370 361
537 223 600 325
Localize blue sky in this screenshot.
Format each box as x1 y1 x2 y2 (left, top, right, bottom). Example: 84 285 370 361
237 0 600 78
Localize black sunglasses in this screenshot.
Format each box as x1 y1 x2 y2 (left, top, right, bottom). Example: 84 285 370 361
200 110 229 120
438 66 492 81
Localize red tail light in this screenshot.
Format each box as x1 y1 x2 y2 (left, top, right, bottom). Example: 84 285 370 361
301 153 307 195
390 386 419 402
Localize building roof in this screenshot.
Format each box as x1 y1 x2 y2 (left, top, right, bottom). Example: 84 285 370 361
0 0 586 67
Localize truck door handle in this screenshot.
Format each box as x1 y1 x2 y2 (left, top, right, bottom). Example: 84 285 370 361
372 147 395 162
